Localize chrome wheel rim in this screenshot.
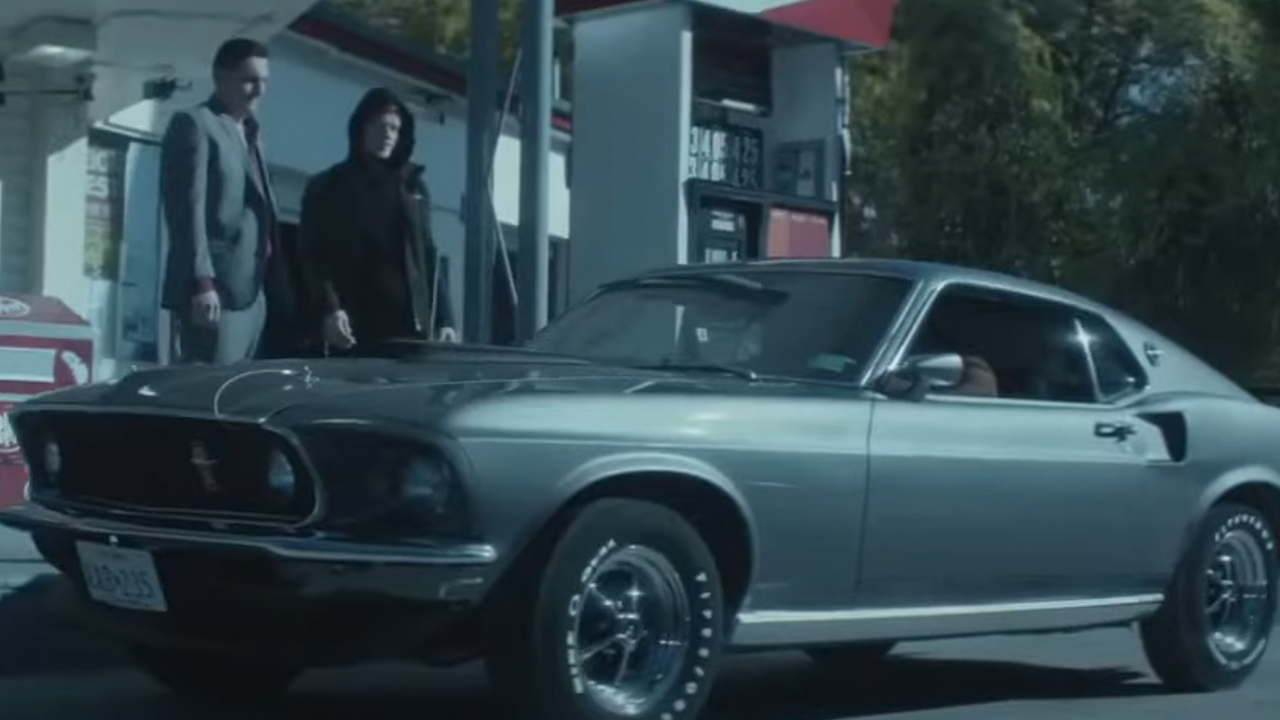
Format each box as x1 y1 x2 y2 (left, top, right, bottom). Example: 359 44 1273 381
1205 528 1274 666
569 545 691 716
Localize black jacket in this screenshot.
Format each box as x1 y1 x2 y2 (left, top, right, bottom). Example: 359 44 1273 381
296 87 455 348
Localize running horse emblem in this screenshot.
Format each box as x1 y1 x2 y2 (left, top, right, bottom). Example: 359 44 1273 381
190 441 220 493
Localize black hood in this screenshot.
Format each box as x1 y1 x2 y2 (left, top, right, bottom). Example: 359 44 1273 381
347 86 416 171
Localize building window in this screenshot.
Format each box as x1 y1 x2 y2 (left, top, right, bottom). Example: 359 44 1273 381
84 130 164 376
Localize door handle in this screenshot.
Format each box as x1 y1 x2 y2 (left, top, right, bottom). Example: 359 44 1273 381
1094 421 1136 441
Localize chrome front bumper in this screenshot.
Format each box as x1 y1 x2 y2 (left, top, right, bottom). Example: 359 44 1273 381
0 501 496 566
1 502 503 663
0 501 500 607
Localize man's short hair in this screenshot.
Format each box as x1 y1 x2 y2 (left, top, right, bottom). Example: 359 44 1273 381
213 38 269 73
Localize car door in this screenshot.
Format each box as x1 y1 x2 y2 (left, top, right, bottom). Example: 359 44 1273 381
858 284 1160 608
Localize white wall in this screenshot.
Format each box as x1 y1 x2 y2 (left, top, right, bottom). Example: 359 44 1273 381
0 66 35 294
568 4 693 303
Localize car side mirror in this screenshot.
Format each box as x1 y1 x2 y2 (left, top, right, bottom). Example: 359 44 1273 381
878 352 965 401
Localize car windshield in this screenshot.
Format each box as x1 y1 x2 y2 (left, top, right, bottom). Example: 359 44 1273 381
528 271 914 383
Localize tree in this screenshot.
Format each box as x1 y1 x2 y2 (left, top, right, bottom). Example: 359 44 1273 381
330 0 523 65
848 0 1280 380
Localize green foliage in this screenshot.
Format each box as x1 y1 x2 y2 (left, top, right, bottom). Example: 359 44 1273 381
849 0 1280 380
329 0 523 65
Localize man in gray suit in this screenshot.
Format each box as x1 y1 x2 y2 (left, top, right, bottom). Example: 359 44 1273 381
160 38 284 364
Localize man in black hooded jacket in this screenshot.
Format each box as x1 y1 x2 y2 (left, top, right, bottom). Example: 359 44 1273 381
297 87 457 352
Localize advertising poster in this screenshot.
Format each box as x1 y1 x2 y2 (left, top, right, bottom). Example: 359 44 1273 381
84 140 125 281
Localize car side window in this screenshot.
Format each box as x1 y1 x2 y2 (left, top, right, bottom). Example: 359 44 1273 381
1076 312 1148 400
907 286 1096 403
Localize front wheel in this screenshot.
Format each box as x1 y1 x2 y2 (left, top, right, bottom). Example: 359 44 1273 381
486 498 726 720
132 645 300 703
1140 502 1279 692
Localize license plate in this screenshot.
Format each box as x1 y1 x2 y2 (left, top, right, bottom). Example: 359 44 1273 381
76 541 169 613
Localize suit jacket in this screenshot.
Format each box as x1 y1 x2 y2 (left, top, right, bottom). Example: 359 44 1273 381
160 97 279 314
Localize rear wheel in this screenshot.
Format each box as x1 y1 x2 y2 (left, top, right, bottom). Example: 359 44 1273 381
132 645 300 703
486 498 725 720
1140 502 1278 692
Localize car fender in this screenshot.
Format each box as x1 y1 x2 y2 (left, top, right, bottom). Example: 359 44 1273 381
1176 463 1280 562
499 451 759 584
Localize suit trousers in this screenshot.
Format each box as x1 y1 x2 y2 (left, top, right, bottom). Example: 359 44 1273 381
172 291 267 365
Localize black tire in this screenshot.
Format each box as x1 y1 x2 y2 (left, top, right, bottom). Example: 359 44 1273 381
132 645 300 703
1140 502 1279 692
807 641 896 673
485 498 726 720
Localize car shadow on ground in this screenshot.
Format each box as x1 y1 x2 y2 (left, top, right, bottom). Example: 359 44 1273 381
705 652 1160 719
98 651 1162 720
0 574 128 676
0 578 1166 720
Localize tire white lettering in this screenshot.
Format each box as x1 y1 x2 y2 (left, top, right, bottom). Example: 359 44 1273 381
1215 512 1277 553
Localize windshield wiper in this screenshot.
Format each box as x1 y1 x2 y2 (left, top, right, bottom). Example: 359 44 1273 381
632 362 760 382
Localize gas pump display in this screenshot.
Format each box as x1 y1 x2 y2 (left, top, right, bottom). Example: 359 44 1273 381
688 121 764 191
695 206 749 263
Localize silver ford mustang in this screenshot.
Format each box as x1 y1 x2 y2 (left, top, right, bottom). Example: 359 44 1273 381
1 258 1276 720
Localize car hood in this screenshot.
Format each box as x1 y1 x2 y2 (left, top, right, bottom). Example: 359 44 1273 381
22 345 733 423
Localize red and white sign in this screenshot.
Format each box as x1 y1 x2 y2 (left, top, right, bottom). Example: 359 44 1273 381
0 294 94 508
555 0 898 47
766 207 833 258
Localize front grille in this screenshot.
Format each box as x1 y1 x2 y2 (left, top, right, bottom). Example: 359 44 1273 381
16 411 316 522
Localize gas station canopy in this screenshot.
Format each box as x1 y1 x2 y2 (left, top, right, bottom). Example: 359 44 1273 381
555 0 899 49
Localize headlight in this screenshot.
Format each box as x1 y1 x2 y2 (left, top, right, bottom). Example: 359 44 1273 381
297 427 472 538
266 449 297 502
365 450 469 538
400 455 452 516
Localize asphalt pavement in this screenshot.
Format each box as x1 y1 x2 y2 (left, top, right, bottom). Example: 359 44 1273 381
1 572 1276 720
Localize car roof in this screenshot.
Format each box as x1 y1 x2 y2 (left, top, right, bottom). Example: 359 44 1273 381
642 257 1111 314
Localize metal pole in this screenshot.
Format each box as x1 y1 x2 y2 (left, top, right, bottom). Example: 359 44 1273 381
490 48 523 311
463 0 501 343
515 0 553 341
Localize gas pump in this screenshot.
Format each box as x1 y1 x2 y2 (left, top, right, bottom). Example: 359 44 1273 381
556 0 896 302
